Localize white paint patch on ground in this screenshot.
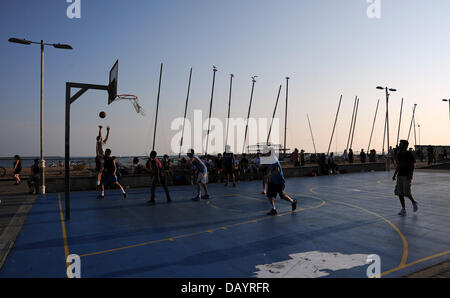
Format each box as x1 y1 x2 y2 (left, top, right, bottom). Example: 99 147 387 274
254 251 369 278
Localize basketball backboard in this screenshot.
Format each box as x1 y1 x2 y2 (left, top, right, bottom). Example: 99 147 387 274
108 59 119 104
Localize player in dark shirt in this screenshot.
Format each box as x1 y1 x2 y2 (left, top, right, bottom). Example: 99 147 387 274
98 149 128 200
392 140 418 216
146 151 172 205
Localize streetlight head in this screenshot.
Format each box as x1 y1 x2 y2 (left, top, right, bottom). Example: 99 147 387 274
376 86 384 90
389 88 397 92
53 43 73 50
8 38 31 45
443 99 449 102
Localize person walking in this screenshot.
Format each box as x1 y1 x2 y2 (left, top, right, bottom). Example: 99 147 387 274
393 140 419 216
13 155 22 185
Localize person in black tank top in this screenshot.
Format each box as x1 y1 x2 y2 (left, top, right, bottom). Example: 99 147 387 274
98 149 128 200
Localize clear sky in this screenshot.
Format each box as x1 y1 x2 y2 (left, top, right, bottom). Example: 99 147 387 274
1 0 450 157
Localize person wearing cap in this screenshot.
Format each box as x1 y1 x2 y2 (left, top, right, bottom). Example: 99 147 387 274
265 154 297 216
393 140 419 216
187 149 210 201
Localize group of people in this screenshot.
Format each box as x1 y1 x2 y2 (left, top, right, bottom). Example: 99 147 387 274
95 128 296 215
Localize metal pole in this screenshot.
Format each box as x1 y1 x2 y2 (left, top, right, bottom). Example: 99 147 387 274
327 95 343 156
385 88 391 171
284 77 290 158
407 104 417 143
396 98 404 146
307 114 317 155
225 74 234 151
418 124 421 147
205 66 217 156
382 114 387 156
179 67 192 158
267 85 282 144
350 97 360 151
65 83 71 220
153 63 163 152
242 76 257 154
413 114 417 148
40 40 46 194
346 96 358 151
368 99 380 152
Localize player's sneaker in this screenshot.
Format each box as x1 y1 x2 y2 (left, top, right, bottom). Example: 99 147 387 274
413 202 418 212
267 209 278 216
192 196 201 202
398 209 406 216
233 183 236 187
97 195 104 200
202 194 210 200
123 193 128 199
292 199 298 211
148 200 155 205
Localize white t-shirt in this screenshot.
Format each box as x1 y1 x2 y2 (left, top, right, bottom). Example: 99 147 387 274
96 140 106 157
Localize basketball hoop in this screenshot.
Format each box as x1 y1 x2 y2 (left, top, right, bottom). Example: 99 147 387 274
115 94 145 116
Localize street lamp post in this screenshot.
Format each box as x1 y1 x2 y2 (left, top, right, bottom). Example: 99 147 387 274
8 38 73 194
377 86 397 171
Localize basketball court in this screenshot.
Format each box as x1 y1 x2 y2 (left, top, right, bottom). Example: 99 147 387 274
0 170 449 278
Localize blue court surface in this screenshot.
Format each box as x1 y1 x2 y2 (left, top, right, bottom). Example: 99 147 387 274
1 171 449 278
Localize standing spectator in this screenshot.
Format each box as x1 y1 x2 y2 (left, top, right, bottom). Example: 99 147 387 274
162 155 173 185
360 149 367 163
426 145 434 165
240 153 249 179
342 149 348 163
369 149 377 163
13 155 22 185
327 153 338 174
291 148 300 167
28 159 40 194
300 149 306 166
223 145 236 187
348 149 354 163
214 153 224 183
443 148 448 160
131 157 140 175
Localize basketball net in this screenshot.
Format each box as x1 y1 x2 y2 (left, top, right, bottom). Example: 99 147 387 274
115 94 145 116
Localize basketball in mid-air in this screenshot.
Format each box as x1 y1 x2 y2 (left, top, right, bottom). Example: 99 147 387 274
99 111 106 119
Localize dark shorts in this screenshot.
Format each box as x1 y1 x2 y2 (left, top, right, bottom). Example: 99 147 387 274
101 172 118 185
267 183 285 198
14 168 22 175
224 165 234 175
95 156 105 172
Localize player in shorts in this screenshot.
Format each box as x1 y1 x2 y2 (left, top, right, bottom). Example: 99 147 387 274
98 149 128 200
95 125 110 190
187 149 210 201
146 151 172 205
223 145 236 187
266 156 297 216
392 140 418 216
